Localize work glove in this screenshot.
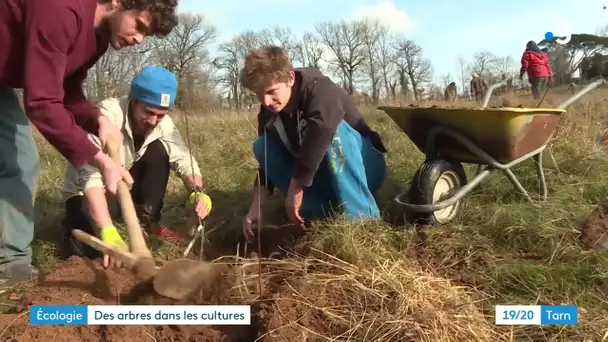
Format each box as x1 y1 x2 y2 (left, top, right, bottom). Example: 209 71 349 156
189 189 212 220
100 225 128 269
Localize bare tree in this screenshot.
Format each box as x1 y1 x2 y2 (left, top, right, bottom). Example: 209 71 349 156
441 73 452 87
91 45 151 100
294 32 324 69
397 71 409 97
93 51 126 100
125 42 156 74
264 26 299 59
456 55 468 96
492 55 515 77
151 13 217 108
470 51 495 78
213 38 242 110
214 31 265 110
315 20 367 95
374 28 395 100
360 18 387 103
393 38 433 101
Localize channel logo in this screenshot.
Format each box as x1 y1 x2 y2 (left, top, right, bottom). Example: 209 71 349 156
544 22 572 45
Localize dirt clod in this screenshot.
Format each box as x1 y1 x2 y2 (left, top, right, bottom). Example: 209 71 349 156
132 257 158 281
580 202 608 251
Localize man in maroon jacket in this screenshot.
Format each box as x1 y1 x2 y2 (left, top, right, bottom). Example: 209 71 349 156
0 0 178 288
519 40 553 99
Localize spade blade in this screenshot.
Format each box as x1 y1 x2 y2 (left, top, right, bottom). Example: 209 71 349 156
152 259 223 300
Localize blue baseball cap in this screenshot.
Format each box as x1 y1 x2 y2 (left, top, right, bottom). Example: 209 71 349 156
130 65 178 108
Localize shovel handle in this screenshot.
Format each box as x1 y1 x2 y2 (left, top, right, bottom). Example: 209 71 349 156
104 137 152 259
72 229 144 269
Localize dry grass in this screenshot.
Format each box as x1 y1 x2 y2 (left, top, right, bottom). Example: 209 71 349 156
231 250 499 341
8 84 608 340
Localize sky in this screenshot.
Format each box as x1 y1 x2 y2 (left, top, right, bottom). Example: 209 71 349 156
177 0 606 85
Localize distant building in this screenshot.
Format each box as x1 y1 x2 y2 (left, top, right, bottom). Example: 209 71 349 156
579 53 608 80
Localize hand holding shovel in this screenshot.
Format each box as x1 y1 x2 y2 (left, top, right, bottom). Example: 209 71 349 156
72 137 223 300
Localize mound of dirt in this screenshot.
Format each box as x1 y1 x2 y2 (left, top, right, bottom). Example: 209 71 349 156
0 224 498 341
238 257 500 341
403 102 529 110
0 257 257 341
580 203 608 251
0 225 312 342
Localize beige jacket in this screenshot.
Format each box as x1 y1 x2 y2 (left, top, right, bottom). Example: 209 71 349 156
61 96 201 202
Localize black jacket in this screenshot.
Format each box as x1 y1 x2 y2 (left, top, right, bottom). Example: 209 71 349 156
255 67 386 190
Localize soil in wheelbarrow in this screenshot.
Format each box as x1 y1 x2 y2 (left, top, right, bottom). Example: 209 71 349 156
0 225 315 342
580 202 608 252
406 98 534 109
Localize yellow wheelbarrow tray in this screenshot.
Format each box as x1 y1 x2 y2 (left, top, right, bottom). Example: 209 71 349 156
377 77 606 226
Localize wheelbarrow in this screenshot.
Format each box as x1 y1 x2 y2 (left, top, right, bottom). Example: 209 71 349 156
377 77 606 225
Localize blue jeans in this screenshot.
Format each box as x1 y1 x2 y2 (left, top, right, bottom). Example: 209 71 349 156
253 120 386 221
0 86 40 271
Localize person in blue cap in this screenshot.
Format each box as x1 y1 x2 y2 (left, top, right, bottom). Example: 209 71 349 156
60 65 212 268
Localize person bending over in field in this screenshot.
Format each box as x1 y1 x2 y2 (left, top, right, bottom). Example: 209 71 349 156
60 66 212 268
0 0 178 288
519 40 553 99
240 46 388 240
445 82 457 102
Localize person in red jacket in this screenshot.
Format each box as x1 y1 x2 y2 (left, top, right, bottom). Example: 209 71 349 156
519 40 553 99
0 0 178 289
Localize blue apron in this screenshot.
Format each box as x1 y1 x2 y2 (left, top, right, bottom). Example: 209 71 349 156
253 116 386 221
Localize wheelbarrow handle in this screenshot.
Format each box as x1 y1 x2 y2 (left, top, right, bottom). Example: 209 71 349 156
481 76 514 109
557 77 606 110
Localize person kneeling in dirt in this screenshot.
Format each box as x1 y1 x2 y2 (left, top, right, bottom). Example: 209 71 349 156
240 46 388 240
60 66 212 267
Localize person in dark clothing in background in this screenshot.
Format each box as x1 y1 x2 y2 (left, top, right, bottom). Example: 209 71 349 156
520 40 553 99
0 0 178 288
445 82 457 102
239 46 388 241
470 73 487 102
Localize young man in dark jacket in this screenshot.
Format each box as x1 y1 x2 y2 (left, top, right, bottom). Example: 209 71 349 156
0 0 178 288
240 46 388 239
519 40 553 99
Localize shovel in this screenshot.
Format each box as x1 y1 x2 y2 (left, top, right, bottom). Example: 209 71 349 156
71 137 222 300
72 229 220 300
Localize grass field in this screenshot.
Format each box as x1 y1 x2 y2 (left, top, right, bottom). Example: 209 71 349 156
2 86 608 341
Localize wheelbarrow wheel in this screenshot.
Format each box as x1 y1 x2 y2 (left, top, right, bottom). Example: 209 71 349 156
408 159 467 226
